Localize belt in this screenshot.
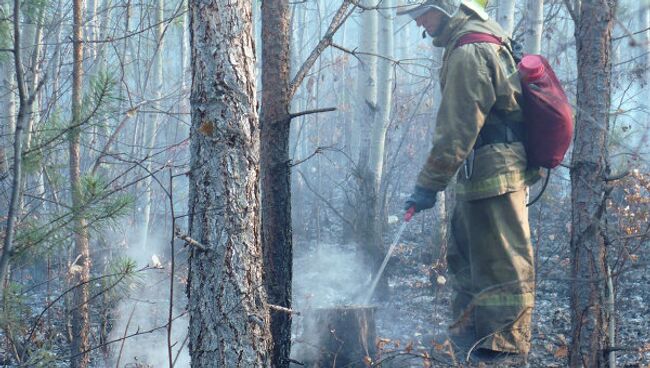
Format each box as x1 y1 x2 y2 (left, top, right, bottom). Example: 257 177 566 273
474 122 525 150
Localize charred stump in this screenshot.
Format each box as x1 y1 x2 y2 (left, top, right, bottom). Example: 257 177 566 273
300 306 377 367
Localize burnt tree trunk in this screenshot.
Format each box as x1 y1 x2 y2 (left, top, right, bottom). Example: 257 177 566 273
569 0 617 367
260 0 293 366
187 0 272 364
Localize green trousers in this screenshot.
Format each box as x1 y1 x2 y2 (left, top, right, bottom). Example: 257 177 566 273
447 188 535 354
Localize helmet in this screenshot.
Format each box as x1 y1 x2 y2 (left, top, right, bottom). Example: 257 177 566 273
461 0 489 20
397 0 462 19
397 0 488 20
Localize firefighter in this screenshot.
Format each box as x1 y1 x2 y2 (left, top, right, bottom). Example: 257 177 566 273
399 0 541 362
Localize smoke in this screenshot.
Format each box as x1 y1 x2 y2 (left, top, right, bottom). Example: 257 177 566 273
291 242 373 363
107 227 190 368
293 242 372 309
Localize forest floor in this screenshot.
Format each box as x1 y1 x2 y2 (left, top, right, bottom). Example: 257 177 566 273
292 223 650 368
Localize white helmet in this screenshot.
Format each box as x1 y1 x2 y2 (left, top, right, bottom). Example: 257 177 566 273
397 0 488 20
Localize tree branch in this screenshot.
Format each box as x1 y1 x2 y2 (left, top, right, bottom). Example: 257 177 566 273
174 227 208 251
289 107 337 120
562 0 578 23
289 0 355 98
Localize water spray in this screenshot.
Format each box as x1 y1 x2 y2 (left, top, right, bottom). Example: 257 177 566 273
362 206 416 305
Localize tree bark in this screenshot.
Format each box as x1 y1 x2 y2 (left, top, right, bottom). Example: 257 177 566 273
569 1 617 367
69 0 91 364
187 0 272 364
260 0 292 366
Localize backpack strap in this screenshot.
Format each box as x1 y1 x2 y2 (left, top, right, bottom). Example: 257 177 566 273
454 32 503 49
455 32 523 63
453 33 524 156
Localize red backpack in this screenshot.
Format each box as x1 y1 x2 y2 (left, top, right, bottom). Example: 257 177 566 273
455 33 574 169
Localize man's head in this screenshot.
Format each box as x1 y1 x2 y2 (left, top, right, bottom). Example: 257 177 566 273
414 8 448 38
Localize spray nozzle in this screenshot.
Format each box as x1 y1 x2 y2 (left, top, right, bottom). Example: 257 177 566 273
404 206 416 222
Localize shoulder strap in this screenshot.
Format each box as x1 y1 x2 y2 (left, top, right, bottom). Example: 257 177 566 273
454 32 503 49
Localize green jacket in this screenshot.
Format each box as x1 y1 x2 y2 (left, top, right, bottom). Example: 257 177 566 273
416 9 540 201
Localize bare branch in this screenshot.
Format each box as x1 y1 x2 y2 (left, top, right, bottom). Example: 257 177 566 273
174 227 208 251
289 0 355 98
289 107 337 120
268 304 301 316
562 0 578 23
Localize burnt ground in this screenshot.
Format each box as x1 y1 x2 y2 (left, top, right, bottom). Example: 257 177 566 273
292 221 650 368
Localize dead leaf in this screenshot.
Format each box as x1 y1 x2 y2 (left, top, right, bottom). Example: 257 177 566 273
405 341 413 353
554 345 568 359
198 121 214 136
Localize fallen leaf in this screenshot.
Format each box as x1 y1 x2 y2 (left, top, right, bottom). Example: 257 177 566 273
554 345 568 359
199 121 214 136
405 341 413 353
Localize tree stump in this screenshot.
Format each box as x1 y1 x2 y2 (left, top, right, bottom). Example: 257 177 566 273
300 306 377 367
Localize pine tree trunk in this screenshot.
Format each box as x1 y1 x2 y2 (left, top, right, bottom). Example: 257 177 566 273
260 0 292 366
187 0 272 364
524 0 544 54
69 0 91 364
569 1 617 367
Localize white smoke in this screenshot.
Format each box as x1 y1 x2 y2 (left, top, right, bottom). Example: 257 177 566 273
108 227 190 368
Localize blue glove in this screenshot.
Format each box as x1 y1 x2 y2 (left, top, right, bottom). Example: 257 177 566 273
404 186 437 213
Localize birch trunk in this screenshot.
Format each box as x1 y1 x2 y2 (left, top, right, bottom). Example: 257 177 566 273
569 1 617 367
0 60 15 181
141 0 164 248
497 0 516 36
371 0 394 192
524 0 544 54
260 0 292 366
187 0 272 364
69 0 91 364
354 1 386 298
639 1 649 136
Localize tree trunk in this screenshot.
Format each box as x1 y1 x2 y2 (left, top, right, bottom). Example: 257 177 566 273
524 0 544 54
187 0 272 364
260 0 292 366
69 0 91 364
497 0 516 36
140 0 165 249
569 1 617 367
354 0 385 298
0 59 15 183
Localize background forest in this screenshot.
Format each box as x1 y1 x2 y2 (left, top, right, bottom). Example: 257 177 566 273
0 0 648 367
